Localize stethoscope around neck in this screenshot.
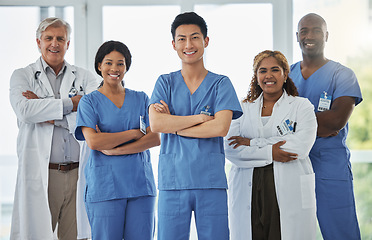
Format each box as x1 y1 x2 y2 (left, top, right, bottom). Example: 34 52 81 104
34 70 82 98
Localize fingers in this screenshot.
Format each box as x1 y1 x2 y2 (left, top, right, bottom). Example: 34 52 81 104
153 103 164 112
160 100 168 108
272 140 298 162
100 150 110 155
277 149 298 162
274 140 286 147
228 136 239 141
95 125 101 133
22 90 39 99
328 130 339 137
200 114 214 122
233 143 242 149
154 101 170 114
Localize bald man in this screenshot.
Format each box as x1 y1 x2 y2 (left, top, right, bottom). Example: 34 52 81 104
289 13 362 240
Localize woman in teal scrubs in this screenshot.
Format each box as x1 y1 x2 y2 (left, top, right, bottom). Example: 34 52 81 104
75 41 160 239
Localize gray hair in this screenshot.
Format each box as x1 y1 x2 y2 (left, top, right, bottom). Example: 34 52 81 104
36 17 71 41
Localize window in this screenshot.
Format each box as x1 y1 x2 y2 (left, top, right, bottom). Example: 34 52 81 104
0 6 74 239
195 3 273 99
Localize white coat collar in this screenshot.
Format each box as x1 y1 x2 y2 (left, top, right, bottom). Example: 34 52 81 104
35 57 77 99
251 90 296 134
253 90 295 109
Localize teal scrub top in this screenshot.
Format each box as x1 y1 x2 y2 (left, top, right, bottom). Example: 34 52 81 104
150 71 242 190
75 89 156 202
290 60 362 179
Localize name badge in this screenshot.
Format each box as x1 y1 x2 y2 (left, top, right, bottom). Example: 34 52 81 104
140 116 146 135
200 105 211 116
277 119 296 136
318 91 332 112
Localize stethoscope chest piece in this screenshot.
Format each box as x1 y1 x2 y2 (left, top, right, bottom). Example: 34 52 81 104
69 87 78 98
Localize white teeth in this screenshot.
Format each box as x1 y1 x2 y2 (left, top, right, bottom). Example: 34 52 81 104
109 74 119 78
265 82 275 85
49 50 58 53
185 51 196 55
305 43 315 47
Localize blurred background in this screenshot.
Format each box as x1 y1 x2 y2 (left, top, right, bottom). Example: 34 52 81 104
1 0 371 239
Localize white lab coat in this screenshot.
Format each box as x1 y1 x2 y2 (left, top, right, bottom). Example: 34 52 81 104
225 91 317 240
9 58 98 240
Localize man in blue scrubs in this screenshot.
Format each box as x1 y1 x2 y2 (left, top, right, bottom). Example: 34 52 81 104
290 13 362 240
149 12 242 240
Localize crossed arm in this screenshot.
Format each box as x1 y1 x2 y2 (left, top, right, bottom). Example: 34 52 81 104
228 136 297 163
149 100 233 138
316 96 355 137
22 90 81 125
81 126 160 155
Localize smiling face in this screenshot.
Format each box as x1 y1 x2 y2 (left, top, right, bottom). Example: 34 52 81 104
296 14 328 58
37 26 70 74
172 24 209 66
98 50 127 86
257 56 287 98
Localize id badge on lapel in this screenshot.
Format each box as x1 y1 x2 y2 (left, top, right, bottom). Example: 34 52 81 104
277 119 296 136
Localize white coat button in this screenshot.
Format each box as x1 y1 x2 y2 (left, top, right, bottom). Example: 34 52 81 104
248 182 252 187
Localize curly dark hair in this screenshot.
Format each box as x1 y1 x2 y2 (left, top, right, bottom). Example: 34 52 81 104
243 50 298 103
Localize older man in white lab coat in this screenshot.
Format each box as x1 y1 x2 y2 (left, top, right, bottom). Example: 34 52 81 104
9 17 98 240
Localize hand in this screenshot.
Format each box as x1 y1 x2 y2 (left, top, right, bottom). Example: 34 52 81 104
272 141 298 163
228 136 251 149
96 125 144 140
71 95 82 112
199 113 214 123
22 90 39 99
45 120 55 124
328 130 339 137
100 148 121 156
95 125 101 133
153 100 171 114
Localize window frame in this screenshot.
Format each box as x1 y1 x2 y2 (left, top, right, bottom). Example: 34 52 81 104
0 0 293 71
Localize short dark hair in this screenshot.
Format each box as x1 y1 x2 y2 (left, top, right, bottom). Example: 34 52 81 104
171 12 208 40
94 40 132 77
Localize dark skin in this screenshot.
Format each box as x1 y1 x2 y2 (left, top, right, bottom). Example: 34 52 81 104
297 13 356 137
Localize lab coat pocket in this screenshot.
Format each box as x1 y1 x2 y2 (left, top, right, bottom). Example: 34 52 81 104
158 153 175 189
85 165 115 202
300 173 316 209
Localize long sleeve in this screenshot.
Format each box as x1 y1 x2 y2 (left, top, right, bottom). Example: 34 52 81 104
9 68 63 124
250 99 317 159
224 107 273 169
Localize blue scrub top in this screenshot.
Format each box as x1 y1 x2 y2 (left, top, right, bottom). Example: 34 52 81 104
150 70 242 190
290 60 362 180
75 89 156 202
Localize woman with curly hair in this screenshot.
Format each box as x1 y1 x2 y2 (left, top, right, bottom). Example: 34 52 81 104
225 50 317 240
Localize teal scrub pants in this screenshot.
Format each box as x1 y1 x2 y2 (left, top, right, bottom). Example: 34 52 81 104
316 177 361 240
158 189 229 240
85 196 155 240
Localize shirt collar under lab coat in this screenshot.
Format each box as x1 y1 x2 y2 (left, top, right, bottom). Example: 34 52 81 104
254 89 293 108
